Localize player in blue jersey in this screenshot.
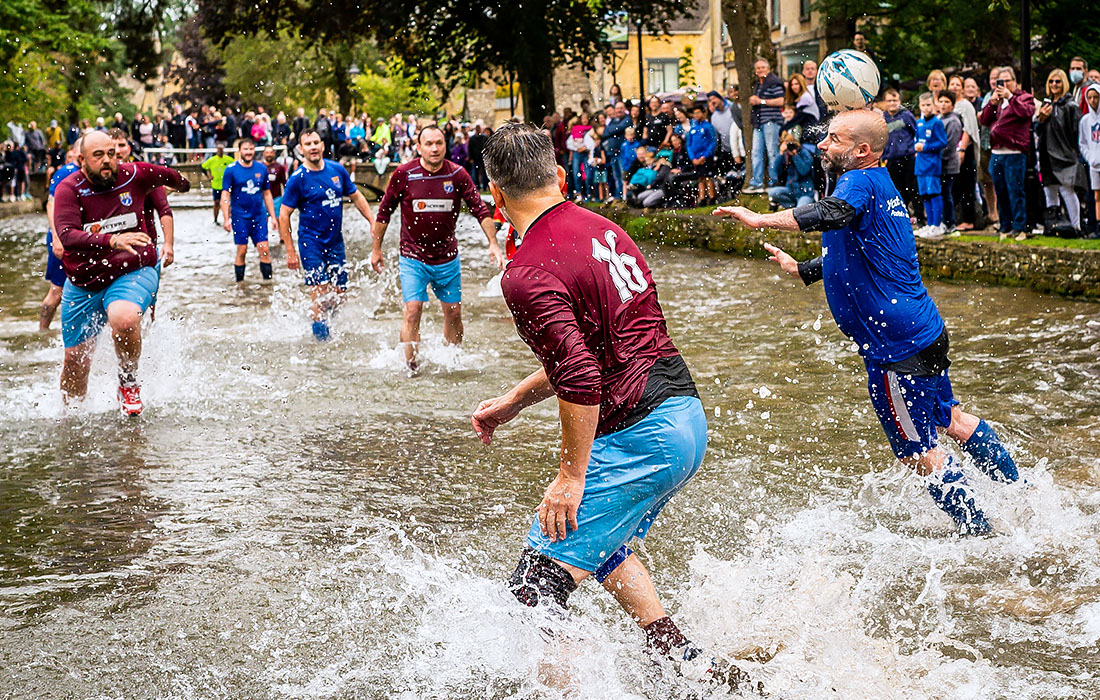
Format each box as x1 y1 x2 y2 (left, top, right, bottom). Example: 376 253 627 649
221 138 278 282
278 129 376 340
39 142 81 330
714 110 1019 535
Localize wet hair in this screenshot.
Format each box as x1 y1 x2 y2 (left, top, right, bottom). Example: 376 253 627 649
417 124 444 143
107 128 127 141
482 122 559 197
299 129 322 143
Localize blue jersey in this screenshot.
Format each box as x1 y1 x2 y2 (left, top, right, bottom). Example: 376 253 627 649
221 160 269 218
281 159 357 246
822 167 944 364
46 162 80 243
914 116 947 178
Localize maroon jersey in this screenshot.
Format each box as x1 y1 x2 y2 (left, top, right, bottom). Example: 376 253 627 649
501 201 679 437
143 187 171 244
54 162 190 290
375 159 491 264
266 161 286 198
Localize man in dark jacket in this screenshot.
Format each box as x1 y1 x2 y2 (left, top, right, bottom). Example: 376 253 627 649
979 67 1036 238
603 102 632 201
467 125 489 190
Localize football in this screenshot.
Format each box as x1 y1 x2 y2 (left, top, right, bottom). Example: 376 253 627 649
816 49 881 111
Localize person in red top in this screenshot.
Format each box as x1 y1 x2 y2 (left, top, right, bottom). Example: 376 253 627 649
53 131 190 415
263 145 287 222
371 125 503 372
470 124 744 688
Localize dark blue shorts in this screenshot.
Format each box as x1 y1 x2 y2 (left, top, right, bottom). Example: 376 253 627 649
212 188 222 203
45 242 66 287
232 215 268 246
299 238 347 287
867 361 959 460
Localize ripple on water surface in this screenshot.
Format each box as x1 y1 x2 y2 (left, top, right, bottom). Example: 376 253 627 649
1 207 1099 698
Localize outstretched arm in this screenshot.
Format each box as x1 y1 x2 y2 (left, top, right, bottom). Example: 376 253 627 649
713 205 800 231
470 367 556 446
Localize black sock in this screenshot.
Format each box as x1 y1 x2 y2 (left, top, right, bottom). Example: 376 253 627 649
234 264 245 282
259 262 272 279
643 616 688 657
118 371 138 388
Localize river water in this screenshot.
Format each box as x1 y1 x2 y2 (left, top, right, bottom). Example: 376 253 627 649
0 205 1098 699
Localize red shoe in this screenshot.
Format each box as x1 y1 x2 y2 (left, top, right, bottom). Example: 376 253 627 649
117 385 144 416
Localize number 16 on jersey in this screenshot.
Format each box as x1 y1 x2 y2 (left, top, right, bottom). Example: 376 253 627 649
592 230 648 303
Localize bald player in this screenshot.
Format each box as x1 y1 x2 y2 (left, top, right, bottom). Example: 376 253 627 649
715 110 1020 534
53 131 190 415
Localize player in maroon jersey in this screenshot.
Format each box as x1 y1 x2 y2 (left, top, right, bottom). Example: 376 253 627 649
470 123 748 689
372 125 503 372
53 131 190 415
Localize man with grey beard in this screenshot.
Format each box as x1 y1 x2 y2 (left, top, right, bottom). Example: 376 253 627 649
714 110 1021 534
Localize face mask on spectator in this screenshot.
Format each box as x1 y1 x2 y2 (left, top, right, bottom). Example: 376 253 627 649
1070 70 1084 85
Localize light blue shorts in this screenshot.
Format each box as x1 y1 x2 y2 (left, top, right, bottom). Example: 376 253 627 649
527 395 707 572
272 196 282 217
61 266 159 348
398 254 462 304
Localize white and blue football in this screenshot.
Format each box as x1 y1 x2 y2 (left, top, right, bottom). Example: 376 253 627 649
816 49 881 111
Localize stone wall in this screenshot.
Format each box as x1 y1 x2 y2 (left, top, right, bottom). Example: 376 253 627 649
597 204 1100 299
0 199 41 220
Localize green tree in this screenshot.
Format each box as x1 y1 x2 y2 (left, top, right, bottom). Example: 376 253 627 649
198 0 691 124
352 58 438 118
679 46 696 87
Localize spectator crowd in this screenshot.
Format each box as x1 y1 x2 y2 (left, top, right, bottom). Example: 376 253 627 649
4 48 1099 239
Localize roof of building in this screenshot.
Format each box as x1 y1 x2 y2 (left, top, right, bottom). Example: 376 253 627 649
664 1 708 33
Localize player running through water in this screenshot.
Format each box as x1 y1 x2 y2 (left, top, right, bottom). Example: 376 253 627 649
714 110 1020 534
278 130 376 341
52 131 191 415
372 125 503 373
39 142 81 330
263 146 287 239
471 124 745 688
221 139 278 281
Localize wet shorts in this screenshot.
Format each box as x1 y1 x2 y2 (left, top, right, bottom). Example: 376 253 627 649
44 234 66 287
232 215 268 246
527 395 708 572
299 236 347 287
61 265 159 348
212 188 222 203
398 254 461 304
866 361 959 460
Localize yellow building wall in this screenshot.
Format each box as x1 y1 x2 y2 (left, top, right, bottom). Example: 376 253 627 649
610 30 715 102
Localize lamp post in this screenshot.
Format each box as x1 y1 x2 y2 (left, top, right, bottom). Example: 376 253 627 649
1019 0 1031 92
636 19 645 99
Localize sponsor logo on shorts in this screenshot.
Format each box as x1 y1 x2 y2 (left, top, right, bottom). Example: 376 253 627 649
413 198 454 213
87 212 139 235
119 191 133 206
443 180 454 194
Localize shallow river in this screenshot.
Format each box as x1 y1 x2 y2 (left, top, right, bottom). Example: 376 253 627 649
1 204 1098 699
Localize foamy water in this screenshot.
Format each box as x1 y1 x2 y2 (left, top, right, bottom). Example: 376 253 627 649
0 205 1097 698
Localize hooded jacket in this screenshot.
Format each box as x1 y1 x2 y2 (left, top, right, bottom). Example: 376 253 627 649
1078 84 1100 172
1037 93 1082 187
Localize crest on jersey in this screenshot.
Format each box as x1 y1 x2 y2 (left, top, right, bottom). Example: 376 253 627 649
331 176 339 185
119 191 132 206
443 180 454 194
